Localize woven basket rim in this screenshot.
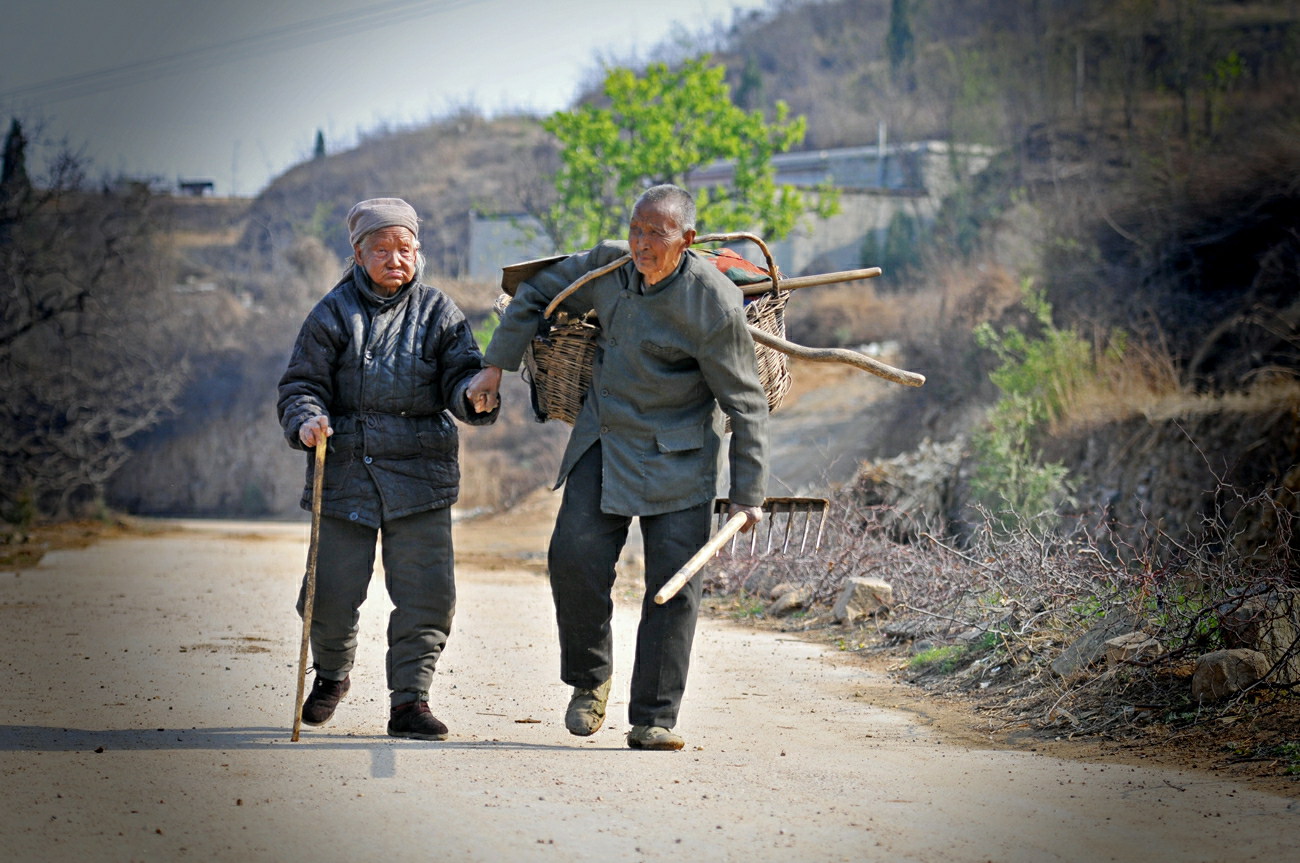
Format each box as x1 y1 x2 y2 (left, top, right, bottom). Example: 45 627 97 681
500 288 791 425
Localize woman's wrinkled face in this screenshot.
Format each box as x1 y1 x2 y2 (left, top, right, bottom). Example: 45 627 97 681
628 200 694 286
355 226 419 294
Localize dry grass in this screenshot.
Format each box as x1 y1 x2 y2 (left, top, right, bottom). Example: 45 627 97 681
784 280 904 347
1057 345 1300 436
456 373 567 514
1053 332 1185 432
786 258 1027 352
433 276 503 319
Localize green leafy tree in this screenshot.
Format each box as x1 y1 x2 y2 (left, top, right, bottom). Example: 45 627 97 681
541 57 837 249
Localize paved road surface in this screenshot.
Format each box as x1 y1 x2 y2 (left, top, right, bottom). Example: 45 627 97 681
1 517 1297 862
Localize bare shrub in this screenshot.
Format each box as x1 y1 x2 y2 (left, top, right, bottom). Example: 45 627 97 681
2 167 191 521
706 469 1299 738
977 484 1300 737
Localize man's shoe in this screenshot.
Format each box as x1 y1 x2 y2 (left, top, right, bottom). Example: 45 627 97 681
387 701 449 741
627 725 684 751
565 678 612 736
301 674 350 726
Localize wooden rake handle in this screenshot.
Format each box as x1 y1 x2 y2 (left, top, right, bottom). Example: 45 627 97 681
654 512 750 605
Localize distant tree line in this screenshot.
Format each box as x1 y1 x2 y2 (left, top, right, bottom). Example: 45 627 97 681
715 0 1300 157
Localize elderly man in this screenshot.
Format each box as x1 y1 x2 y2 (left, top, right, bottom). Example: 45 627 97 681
467 184 768 750
278 197 498 740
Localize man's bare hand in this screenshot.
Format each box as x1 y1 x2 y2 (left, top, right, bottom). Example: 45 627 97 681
298 415 332 448
728 502 764 533
467 365 503 414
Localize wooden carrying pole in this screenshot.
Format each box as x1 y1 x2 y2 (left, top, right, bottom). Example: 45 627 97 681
542 256 885 313
654 513 750 606
738 266 881 297
290 440 327 742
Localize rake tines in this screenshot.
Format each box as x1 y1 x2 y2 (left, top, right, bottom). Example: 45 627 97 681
713 496 829 557
655 496 831 605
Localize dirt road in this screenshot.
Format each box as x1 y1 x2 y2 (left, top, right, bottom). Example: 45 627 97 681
2 506 1298 863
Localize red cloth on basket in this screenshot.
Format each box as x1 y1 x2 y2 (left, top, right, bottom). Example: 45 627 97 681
699 247 771 286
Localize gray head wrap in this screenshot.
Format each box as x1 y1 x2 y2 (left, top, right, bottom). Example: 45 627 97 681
347 197 420 246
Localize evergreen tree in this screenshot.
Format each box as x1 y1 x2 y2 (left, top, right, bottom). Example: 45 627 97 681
886 0 916 90
1 118 31 201
312 129 326 160
735 56 764 110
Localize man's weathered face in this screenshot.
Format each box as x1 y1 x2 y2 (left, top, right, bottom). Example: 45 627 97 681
354 226 419 294
628 199 695 286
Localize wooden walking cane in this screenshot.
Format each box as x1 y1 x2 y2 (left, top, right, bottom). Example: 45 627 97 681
290 439 327 742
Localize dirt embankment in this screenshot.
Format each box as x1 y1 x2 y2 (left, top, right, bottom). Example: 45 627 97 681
1044 391 1300 557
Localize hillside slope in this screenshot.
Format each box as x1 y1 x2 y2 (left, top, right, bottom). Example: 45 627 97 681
108 0 1300 537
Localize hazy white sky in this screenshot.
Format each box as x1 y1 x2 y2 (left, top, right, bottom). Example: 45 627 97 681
0 0 770 196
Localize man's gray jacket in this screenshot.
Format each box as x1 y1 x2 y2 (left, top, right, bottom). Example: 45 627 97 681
278 266 496 528
485 241 769 516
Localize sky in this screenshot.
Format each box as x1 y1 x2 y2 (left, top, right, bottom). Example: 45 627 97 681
0 0 771 197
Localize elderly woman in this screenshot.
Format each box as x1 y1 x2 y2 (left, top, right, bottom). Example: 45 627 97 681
278 197 498 740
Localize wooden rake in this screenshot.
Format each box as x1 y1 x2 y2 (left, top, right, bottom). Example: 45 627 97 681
653 496 828 605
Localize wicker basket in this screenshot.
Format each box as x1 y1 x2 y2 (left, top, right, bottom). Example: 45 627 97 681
494 286 792 426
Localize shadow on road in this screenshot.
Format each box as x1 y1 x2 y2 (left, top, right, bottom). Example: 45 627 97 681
0 725 593 754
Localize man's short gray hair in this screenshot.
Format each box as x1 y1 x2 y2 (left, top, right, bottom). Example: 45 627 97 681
636 184 696 232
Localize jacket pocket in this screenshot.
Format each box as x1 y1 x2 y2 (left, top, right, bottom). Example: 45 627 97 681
640 339 695 372
326 430 360 456
638 423 711 504
655 423 703 453
417 429 457 458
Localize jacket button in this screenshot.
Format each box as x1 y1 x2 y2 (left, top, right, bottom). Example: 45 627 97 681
608 337 617 346
600 425 609 434
364 456 373 464
348 512 359 521
364 350 373 361
600 388 609 396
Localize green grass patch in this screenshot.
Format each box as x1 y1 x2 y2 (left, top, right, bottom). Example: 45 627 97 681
1256 741 1300 775
909 631 1004 674
729 594 767 620
909 644 967 673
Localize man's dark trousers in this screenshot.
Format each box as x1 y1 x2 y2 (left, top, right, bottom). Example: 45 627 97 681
548 442 713 729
